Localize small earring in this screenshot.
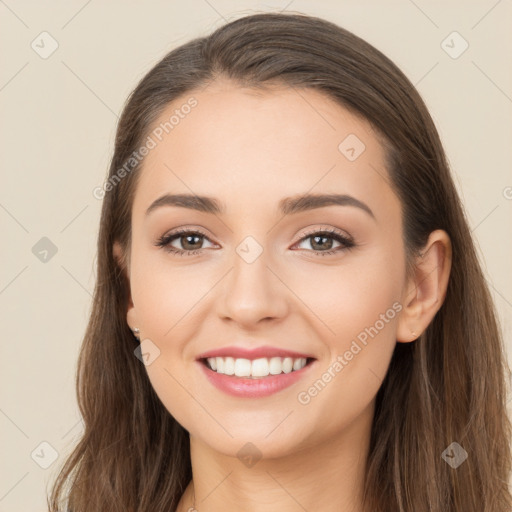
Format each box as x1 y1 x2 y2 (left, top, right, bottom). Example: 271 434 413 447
411 330 417 339
131 327 140 341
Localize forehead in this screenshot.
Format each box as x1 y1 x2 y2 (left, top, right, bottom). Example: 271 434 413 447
132 81 398 222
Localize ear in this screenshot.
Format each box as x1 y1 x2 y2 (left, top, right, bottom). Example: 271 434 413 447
396 229 452 343
113 240 138 332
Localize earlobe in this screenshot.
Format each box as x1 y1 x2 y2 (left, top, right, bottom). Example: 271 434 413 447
396 229 452 343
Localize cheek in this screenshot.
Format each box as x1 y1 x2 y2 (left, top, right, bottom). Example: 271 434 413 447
130 248 207 339
290 268 402 439
293 246 404 405
129 255 204 421
293 246 404 343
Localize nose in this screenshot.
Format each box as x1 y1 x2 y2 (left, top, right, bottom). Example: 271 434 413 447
217 244 289 329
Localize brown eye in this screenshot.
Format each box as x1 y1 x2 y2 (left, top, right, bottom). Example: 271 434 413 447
293 228 355 256
155 229 214 256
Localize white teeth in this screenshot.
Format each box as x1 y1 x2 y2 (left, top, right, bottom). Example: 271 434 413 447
206 356 309 377
251 358 269 377
234 358 252 377
224 357 235 375
293 358 304 371
269 357 283 375
282 357 293 373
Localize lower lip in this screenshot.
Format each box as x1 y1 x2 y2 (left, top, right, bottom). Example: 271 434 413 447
197 359 316 398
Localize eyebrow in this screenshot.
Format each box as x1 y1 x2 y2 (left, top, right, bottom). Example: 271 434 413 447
145 193 375 219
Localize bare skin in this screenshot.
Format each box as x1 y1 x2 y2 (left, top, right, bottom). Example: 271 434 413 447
114 79 451 512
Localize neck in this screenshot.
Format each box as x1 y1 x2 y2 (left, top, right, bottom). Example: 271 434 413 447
176 402 374 512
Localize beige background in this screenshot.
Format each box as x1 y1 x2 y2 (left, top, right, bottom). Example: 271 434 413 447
1 1 511 510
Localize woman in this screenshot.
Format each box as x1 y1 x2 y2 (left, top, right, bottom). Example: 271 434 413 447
48 12 511 512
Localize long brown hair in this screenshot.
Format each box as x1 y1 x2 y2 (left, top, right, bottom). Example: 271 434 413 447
48 12 511 512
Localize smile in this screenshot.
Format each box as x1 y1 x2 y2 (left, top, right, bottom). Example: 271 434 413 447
197 356 316 398
203 356 312 378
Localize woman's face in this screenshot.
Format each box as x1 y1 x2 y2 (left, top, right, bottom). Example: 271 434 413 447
120 80 411 458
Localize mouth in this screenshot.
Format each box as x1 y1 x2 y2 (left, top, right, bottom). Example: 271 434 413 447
197 355 317 398
200 356 316 379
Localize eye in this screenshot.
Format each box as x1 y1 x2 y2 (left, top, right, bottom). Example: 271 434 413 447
292 227 355 256
155 226 355 257
155 228 215 256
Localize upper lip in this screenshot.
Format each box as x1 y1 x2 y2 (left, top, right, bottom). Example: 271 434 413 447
196 345 315 361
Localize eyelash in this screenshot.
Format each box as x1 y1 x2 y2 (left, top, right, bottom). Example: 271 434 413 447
155 226 355 257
